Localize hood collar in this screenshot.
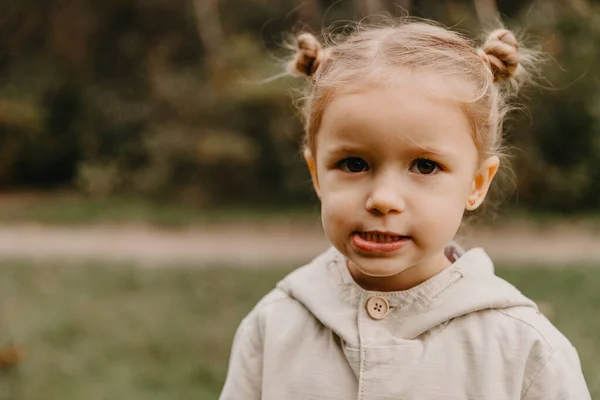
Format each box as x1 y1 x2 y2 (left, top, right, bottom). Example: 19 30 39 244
277 245 536 346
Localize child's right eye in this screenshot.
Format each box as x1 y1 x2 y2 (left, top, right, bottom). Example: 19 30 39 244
337 157 369 173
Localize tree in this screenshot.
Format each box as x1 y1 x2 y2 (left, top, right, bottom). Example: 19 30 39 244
354 0 411 18
192 0 225 61
473 0 499 26
298 0 321 30
355 0 386 18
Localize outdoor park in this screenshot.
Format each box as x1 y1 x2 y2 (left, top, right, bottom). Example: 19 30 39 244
0 0 599 399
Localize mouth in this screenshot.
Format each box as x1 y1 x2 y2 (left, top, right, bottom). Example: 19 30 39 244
352 231 411 253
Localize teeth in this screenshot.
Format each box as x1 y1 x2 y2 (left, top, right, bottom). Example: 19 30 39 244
359 232 404 242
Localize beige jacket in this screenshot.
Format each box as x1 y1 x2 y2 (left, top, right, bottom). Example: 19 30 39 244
219 246 590 399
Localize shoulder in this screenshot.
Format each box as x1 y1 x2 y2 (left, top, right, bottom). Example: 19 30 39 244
242 247 341 334
453 303 572 354
459 303 574 360
243 253 334 326
493 308 590 399
451 304 583 396
473 305 577 386
493 306 573 352
453 250 573 353
231 287 306 353
246 287 300 325
254 247 338 313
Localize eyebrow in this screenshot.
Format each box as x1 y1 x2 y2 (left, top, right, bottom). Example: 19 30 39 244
323 145 368 160
325 145 362 155
325 142 455 160
394 136 454 156
411 146 452 157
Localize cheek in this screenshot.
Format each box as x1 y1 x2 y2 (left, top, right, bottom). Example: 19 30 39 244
320 190 354 229
416 196 463 226
411 179 471 231
319 176 362 238
320 201 348 246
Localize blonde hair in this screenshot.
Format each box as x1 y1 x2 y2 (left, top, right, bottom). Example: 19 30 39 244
288 21 534 163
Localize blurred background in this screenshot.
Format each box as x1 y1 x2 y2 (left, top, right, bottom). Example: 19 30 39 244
0 0 598 399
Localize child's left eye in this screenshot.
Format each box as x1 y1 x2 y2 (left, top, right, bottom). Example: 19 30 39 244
410 158 441 175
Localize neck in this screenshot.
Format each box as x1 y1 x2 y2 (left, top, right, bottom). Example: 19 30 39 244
347 251 452 292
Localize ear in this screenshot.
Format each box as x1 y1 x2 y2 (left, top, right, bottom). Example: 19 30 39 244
466 156 500 210
303 148 321 198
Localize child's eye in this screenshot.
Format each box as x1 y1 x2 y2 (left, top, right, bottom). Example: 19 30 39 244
337 157 369 173
410 158 441 175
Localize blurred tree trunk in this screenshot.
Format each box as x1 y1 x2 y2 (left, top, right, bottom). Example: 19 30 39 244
444 0 460 20
566 0 590 15
192 0 224 62
473 0 499 27
298 0 321 30
355 0 411 18
388 0 411 16
355 0 385 17
50 0 93 72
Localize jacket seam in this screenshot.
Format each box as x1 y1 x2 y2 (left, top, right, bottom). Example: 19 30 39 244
358 347 365 400
520 347 564 399
246 289 295 344
253 288 294 313
494 309 554 350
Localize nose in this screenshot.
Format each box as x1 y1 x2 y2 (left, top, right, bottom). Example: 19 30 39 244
365 172 406 216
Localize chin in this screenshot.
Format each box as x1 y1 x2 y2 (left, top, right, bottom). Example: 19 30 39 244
350 256 413 278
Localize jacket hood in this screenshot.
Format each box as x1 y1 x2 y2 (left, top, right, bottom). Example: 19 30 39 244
276 245 537 348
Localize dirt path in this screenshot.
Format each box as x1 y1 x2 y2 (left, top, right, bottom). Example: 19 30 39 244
0 222 598 267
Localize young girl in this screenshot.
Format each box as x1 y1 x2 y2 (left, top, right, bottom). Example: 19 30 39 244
219 20 591 399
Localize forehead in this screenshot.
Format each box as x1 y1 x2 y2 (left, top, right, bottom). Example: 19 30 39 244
317 80 476 158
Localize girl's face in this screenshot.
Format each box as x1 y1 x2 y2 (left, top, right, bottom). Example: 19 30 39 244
306 81 499 291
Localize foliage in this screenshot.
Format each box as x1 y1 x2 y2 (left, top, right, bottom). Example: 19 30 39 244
0 0 598 211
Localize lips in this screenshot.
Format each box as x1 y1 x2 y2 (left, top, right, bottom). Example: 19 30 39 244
352 231 411 253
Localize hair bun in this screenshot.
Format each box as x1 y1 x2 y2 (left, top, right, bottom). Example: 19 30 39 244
480 29 519 82
289 33 325 78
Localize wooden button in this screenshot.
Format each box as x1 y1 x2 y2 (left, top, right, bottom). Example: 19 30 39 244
366 296 389 320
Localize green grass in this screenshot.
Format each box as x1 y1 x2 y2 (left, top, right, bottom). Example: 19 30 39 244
0 261 598 400
1 192 599 231
0 194 320 228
